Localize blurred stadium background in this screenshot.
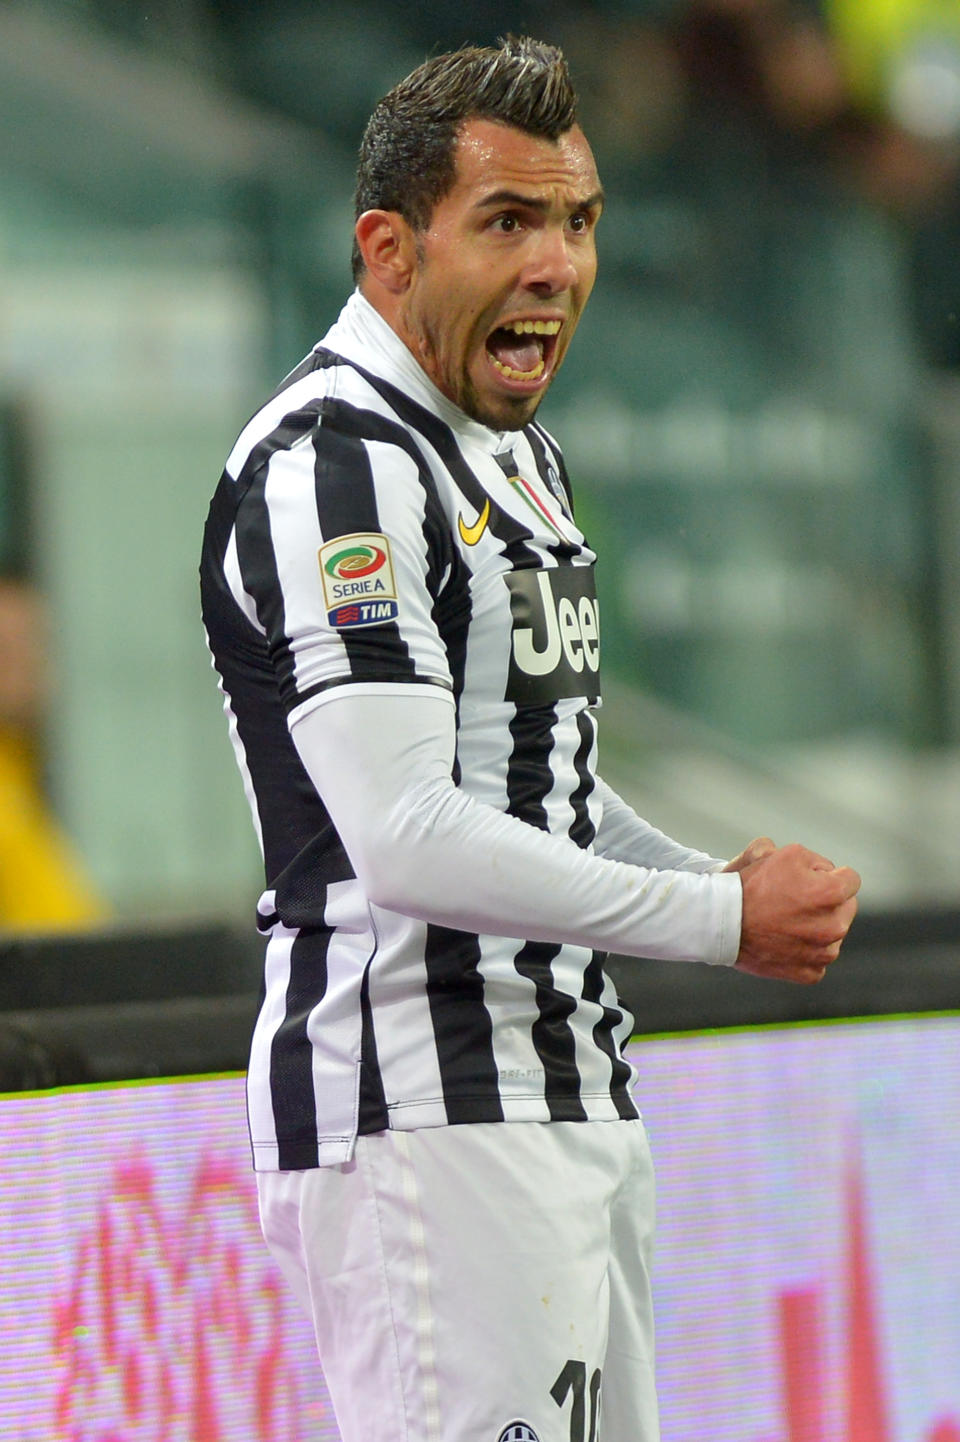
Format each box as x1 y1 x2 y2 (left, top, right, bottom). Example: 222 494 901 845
0 0 958 1081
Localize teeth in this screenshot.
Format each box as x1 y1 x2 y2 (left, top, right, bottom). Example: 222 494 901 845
491 355 545 381
504 319 561 336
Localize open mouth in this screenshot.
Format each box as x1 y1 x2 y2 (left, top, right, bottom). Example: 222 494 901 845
485 318 562 384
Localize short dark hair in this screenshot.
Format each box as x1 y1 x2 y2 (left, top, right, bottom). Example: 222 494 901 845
352 35 579 281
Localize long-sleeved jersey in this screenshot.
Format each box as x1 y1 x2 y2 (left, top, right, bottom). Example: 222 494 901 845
200 292 740 1170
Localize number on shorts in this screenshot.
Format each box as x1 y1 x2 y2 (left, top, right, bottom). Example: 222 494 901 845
550 1360 601 1442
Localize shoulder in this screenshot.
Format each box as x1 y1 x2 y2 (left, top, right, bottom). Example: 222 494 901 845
224 350 342 483
225 349 435 491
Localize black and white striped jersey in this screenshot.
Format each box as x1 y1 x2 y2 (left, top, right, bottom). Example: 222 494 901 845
201 292 738 1170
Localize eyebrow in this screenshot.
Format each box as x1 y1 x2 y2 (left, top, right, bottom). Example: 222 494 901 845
475 187 606 214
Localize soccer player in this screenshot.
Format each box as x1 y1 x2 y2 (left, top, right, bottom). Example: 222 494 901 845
200 36 860 1442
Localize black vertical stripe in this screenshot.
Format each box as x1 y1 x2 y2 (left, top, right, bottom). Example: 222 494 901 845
315 398 450 584
512 941 587 1121
523 427 571 521
582 951 639 1120
311 424 417 682
568 709 598 850
233 402 327 497
424 926 504 1124
434 560 472 790
234 465 297 701
232 404 326 706
358 959 389 1134
500 442 579 564
529 421 576 514
271 925 333 1170
504 704 557 830
504 706 585 1112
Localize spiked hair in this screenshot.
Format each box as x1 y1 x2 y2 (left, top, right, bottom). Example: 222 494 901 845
352 36 579 281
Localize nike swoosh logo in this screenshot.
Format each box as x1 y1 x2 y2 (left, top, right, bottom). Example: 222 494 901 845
458 498 491 546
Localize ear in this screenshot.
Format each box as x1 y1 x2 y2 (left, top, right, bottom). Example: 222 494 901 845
354 209 418 293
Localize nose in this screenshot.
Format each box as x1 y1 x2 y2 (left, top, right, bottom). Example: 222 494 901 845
519 227 580 297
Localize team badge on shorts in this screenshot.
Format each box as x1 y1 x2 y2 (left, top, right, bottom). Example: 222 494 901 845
496 1423 540 1442
318 532 399 628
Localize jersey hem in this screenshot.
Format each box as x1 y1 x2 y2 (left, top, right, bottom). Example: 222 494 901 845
252 1136 356 1171
381 1090 640 1128
250 1095 641 1170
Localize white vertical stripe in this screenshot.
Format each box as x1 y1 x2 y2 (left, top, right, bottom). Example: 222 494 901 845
540 705 589 840
366 914 446 1111
307 879 370 1142
361 438 451 681
246 922 295 1161
224 371 329 479
484 939 554 1114
262 439 350 694
223 525 265 634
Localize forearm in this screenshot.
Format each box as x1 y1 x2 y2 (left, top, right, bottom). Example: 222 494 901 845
593 776 727 874
291 689 741 966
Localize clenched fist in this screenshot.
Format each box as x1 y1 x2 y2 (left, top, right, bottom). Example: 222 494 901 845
724 840 861 984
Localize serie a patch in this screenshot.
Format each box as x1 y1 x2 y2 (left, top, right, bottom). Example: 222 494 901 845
318 532 399 629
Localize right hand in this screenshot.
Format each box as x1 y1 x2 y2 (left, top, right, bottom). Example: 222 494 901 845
734 842 861 985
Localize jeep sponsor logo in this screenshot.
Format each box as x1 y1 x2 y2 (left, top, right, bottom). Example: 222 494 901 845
318 532 399 629
504 565 601 704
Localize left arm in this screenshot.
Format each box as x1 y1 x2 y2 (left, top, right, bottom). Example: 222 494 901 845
592 780 859 982
592 776 728 874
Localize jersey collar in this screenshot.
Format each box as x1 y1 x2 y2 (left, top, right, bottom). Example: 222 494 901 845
319 290 519 454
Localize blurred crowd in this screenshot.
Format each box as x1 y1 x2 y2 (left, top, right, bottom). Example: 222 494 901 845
561 0 960 369
86 0 960 369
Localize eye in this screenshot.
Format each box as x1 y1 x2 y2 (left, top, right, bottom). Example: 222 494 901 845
490 213 522 234
568 210 592 234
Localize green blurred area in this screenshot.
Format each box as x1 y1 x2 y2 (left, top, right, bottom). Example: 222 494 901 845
1 1 958 919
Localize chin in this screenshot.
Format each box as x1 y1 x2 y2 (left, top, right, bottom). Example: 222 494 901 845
462 385 542 432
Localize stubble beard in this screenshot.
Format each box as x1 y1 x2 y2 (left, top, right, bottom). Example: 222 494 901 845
410 312 544 432
458 371 543 432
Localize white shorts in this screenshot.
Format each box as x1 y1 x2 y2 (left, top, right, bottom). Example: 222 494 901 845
257 1119 659 1442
